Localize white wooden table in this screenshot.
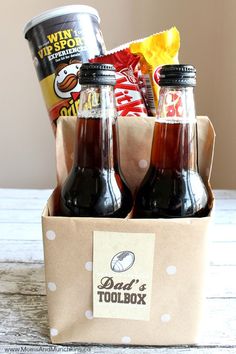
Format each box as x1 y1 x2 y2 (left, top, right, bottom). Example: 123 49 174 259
0 189 235 354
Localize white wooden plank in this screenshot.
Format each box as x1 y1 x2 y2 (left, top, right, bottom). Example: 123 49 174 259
212 210 236 224
0 222 234 243
213 190 236 199
0 188 235 352
206 266 236 298
0 208 234 226
0 206 234 225
215 199 236 210
0 223 234 243
0 189 231 200
0 240 43 263
0 198 46 210
1 263 235 298
0 344 235 354
0 197 235 212
201 298 236 346
0 209 234 225
0 189 52 199
0 190 235 204
0 238 235 265
0 223 42 241
0 294 48 344
0 263 45 295
209 242 236 265
0 209 41 223
210 224 236 242
0 189 230 200
0 190 234 226
0 198 234 212
0 295 235 346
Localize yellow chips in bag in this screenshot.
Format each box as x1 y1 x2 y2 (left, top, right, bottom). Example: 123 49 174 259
130 27 180 115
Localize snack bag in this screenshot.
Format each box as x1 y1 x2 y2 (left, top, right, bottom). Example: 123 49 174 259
130 27 180 115
91 48 148 117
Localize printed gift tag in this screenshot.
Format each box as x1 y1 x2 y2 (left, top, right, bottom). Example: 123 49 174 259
93 231 155 321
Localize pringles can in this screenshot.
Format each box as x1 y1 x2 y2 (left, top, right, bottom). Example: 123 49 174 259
24 5 106 132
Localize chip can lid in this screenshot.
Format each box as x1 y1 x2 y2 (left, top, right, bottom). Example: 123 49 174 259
159 64 196 87
24 5 100 38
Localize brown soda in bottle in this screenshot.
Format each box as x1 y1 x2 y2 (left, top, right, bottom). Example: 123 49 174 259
133 65 210 218
60 63 133 217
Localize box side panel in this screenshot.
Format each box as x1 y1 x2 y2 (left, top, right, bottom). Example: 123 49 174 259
42 215 210 345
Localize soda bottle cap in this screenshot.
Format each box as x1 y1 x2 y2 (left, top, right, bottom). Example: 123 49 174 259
79 63 116 86
159 64 196 87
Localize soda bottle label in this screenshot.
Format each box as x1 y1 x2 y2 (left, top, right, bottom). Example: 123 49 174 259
165 91 183 117
79 89 100 112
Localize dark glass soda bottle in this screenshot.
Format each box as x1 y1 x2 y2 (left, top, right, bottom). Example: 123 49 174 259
133 64 210 218
60 63 133 217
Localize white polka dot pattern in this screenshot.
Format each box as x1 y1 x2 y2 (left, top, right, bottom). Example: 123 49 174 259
47 282 57 291
85 310 93 320
138 159 148 169
166 265 177 275
50 328 58 336
46 230 56 240
121 336 131 344
85 261 93 271
161 313 171 323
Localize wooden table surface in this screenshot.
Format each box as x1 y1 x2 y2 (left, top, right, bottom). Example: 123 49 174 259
0 189 236 354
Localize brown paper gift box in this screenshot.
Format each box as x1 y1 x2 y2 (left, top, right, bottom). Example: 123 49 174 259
42 116 215 345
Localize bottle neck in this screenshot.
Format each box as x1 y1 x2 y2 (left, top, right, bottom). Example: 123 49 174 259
152 85 198 171
73 84 118 170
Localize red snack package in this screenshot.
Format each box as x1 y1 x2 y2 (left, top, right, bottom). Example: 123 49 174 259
91 48 148 116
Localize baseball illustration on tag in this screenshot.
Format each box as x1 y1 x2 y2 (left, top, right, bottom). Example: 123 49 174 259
93 231 155 321
110 251 135 272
